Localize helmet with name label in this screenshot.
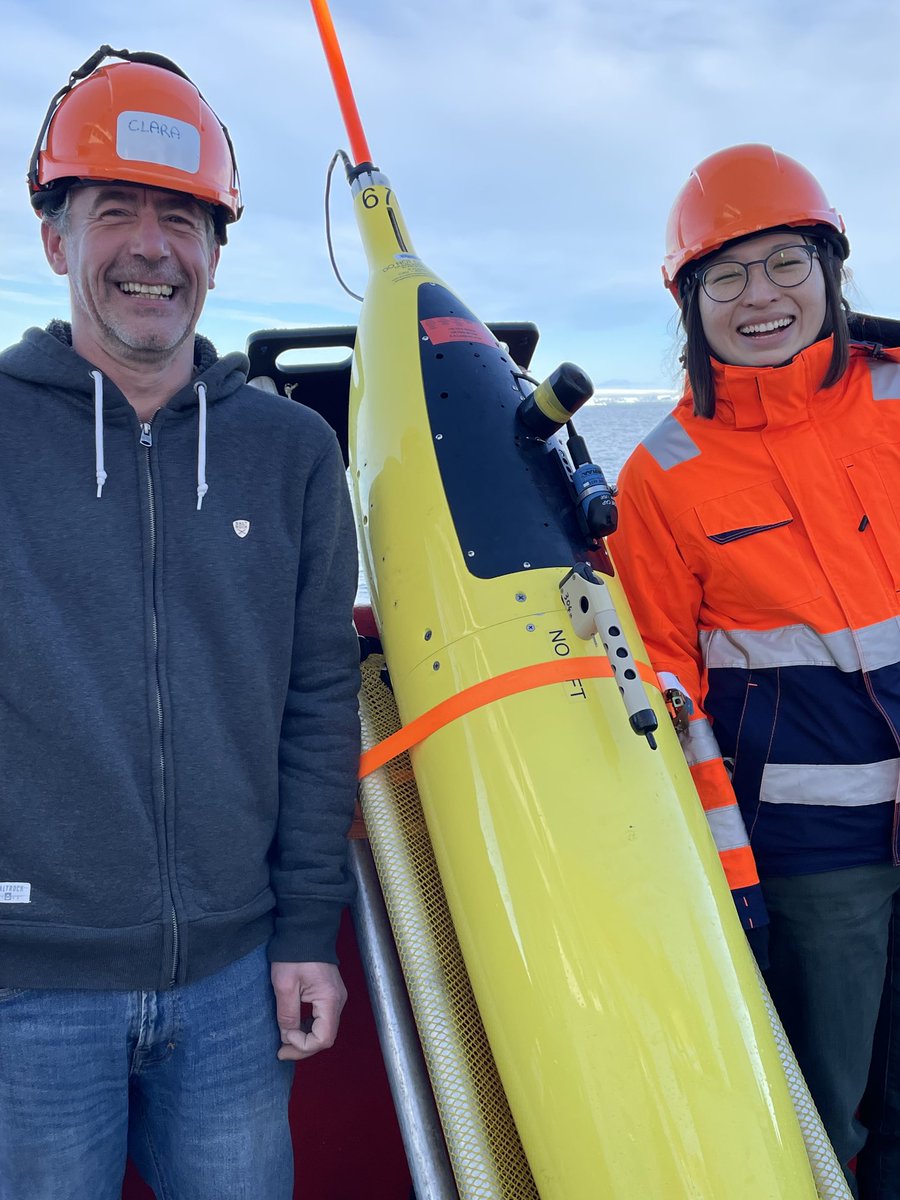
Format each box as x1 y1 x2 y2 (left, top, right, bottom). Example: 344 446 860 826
662 143 848 299
28 46 242 242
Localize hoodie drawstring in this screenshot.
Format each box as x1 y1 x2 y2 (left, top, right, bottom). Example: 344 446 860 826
90 370 107 499
88 371 210 509
195 380 208 511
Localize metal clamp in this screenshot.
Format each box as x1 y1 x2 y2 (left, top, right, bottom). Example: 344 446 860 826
664 688 692 736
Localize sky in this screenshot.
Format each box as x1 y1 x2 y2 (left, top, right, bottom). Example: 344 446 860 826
2 0 900 389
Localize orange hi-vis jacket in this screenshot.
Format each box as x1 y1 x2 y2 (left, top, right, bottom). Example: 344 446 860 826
613 337 900 933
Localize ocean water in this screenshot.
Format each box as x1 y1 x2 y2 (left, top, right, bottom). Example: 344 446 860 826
569 395 676 483
354 393 678 603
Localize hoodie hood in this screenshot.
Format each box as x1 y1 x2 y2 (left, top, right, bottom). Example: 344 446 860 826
0 324 253 507
0 323 250 414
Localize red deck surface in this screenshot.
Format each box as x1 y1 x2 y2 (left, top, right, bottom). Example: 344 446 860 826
122 910 412 1199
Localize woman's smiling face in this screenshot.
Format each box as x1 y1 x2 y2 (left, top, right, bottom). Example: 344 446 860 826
697 231 827 367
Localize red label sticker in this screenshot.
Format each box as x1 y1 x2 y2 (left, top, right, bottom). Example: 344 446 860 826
420 317 497 347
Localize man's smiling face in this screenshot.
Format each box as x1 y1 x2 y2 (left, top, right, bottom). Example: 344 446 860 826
42 183 219 368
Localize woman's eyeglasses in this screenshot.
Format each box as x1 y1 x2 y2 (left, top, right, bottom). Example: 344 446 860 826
697 245 818 303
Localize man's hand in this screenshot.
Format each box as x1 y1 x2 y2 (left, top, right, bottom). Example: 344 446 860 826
270 960 348 1061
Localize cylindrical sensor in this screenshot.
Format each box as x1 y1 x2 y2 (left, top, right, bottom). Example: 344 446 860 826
517 363 594 439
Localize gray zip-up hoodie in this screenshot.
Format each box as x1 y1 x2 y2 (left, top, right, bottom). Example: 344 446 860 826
0 325 361 990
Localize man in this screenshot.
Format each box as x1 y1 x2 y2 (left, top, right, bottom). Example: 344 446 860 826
0 47 361 1200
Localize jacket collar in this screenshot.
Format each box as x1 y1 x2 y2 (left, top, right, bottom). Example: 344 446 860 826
707 337 841 430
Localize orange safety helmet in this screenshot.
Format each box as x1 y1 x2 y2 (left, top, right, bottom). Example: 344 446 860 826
662 143 848 298
28 46 242 242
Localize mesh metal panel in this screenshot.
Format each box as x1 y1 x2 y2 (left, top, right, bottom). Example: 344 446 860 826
752 962 853 1200
359 653 540 1199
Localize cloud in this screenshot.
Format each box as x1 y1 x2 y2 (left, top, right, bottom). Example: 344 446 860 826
3 0 900 385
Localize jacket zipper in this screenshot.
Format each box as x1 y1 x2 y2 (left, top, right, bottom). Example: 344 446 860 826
141 420 180 986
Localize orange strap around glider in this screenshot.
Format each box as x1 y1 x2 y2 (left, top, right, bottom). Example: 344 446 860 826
359 656 659 778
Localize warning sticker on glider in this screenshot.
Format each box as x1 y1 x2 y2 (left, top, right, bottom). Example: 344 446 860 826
420 317 497 347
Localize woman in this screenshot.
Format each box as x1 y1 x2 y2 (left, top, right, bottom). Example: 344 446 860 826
613 143 900 1199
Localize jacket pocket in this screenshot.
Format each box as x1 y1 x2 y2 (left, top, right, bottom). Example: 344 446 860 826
842 442 900 591
706 519 792 544
694 483 820 609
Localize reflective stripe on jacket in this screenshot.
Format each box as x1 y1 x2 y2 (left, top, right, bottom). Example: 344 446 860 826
613 337 900 915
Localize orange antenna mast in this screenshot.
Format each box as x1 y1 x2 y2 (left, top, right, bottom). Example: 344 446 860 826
309 0 373 166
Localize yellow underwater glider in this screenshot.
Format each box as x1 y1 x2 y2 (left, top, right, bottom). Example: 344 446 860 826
285 3 855 1196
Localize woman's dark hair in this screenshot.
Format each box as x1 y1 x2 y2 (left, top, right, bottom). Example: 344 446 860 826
678 228 850 418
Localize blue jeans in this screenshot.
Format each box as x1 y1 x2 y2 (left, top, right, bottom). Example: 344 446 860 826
0 944 295 1200
762 864 900 1200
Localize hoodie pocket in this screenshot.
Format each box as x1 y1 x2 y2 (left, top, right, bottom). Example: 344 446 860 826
694 483 820 609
